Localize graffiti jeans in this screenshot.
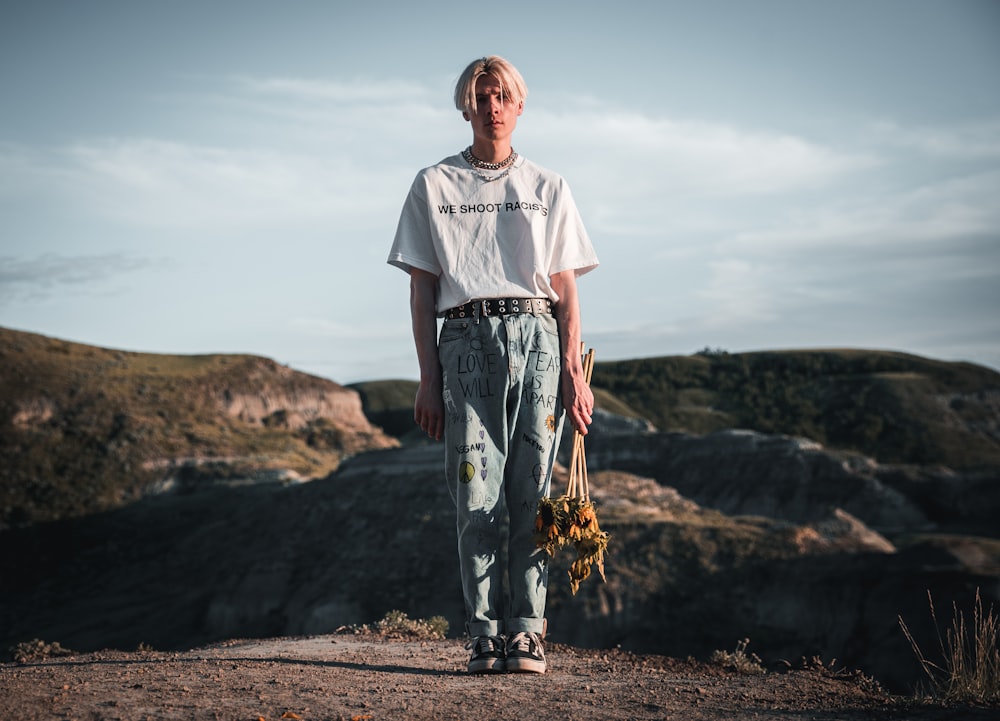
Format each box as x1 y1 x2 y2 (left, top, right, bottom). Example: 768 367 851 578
438 311 566 638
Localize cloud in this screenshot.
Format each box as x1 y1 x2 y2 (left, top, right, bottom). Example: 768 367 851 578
697 258 781 325
236 76 432 104
687 166 1000 350
191 75 458 156
290 315 409 342
511 102 880 246
0 253 157 302
0 142 76 197
67 138 357 228
0 137 410 233
872 118 1000 159
0 75 461 235
524 105 875 200
720 168 1000 258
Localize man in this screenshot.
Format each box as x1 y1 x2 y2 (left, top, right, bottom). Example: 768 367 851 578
388 55 598 674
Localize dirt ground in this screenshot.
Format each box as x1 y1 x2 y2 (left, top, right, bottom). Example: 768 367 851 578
2 634 996 721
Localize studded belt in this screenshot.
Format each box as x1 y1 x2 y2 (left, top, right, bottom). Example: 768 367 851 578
445 297 553 320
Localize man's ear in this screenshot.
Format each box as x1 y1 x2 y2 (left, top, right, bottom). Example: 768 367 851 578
462 111 470 121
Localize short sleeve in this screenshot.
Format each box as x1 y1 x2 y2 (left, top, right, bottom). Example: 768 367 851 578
387 174 442 276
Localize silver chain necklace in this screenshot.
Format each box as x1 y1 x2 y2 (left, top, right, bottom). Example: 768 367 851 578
462 146 518 182
463 146 516 169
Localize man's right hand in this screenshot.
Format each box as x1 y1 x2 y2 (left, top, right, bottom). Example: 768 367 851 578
414 375 444 441
409 268 444 441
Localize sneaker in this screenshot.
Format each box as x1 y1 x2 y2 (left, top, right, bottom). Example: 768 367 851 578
505 631 546 674
466 635 505 673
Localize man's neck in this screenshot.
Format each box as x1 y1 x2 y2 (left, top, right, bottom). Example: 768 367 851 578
469 140 512 164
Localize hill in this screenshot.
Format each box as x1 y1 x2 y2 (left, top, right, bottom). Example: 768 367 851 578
589 349 1000 469
0 326 397 529
352 349 1000 469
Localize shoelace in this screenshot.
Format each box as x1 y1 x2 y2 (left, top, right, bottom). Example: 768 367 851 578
467 635 503 654
507 632 537 655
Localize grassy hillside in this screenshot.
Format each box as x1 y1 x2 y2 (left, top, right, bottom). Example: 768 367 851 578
0 327 393 528
591 349 1000 469
351 350 1000 469
5 326 998 527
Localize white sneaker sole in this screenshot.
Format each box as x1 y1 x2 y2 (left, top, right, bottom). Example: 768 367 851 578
505 658 546 674
468 658 505 674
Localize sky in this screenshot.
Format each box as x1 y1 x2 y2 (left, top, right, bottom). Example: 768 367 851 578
2 1 999 384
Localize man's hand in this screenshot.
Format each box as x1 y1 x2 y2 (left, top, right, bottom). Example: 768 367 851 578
550 269 594 435
414 374 445 441
409 268 444 441
562 369 594 435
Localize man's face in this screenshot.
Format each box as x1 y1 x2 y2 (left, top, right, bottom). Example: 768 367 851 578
464 74 522 145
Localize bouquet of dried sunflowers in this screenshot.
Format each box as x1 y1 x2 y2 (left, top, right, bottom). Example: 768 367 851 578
534 346 609 594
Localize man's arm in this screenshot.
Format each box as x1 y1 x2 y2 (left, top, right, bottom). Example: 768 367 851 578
550 269 594 435
410 268 445 441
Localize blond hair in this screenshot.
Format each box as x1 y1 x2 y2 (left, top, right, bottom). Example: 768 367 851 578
454 56 528 113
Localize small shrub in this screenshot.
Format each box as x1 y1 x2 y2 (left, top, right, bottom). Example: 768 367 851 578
695 346 729 357
340 610 449 640
710 637 765 675
898 588 1000 704
10 639 75 663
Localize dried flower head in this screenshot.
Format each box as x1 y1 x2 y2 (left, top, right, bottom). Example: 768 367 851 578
535 495 609 594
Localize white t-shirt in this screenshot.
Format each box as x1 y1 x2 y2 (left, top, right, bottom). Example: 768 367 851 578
388 153 598 314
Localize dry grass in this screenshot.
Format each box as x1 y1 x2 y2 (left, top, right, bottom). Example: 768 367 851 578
337 611 450 641
899 588 1000 704
710 637 766 675
9 639 76 663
